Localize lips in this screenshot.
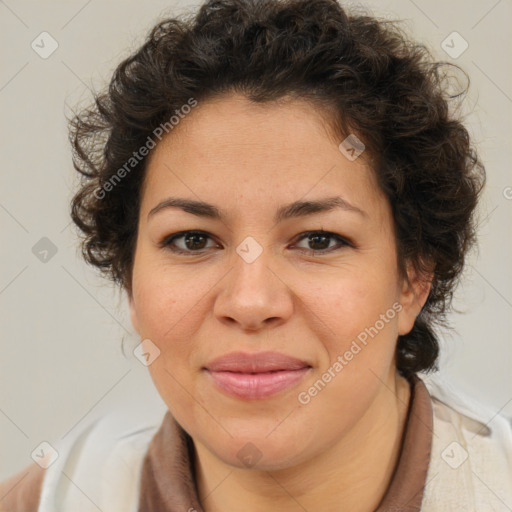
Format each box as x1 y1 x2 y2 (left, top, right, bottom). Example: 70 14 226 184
203 351 311 400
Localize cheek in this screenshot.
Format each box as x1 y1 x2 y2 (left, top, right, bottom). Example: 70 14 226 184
293 274 401 433
130 257 220 397
299 265 400 351
131 263 203 419
131 257 202 339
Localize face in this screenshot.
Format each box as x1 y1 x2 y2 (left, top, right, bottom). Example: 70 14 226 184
129 93 427 471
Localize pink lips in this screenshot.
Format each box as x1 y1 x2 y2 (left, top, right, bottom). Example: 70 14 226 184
203 351 311 400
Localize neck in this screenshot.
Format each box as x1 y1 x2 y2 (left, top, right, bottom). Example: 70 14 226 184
194 370 411 512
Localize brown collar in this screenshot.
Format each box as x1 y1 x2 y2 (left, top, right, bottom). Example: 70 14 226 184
374 373 434 511
138 373 433 512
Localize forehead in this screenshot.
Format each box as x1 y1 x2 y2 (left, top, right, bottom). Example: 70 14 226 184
140 93 385 222
151 93 343 160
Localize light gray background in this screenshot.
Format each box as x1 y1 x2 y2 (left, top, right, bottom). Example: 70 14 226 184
1 0 511 479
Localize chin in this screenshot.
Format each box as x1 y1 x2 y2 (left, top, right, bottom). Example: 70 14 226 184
205 432 309 472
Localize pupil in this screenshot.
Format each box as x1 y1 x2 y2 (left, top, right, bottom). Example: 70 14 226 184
186 233 206 250
309 234 329 250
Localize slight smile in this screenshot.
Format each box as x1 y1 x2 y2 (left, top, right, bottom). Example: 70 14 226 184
203 351 312 400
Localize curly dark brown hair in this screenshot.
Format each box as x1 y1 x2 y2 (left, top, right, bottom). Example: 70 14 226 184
68 0 485 377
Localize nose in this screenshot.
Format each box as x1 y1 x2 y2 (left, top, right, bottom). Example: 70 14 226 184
213 245 294 333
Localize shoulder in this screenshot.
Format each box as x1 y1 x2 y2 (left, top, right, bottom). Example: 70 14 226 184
0 463 45 512
1 401 168 512
417 373 512 511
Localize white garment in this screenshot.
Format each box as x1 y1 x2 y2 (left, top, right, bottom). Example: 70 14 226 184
420 374 512 511
37 374 512 512
37 403 168 512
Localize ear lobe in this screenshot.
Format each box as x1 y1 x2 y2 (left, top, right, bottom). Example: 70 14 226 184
397 262 433 336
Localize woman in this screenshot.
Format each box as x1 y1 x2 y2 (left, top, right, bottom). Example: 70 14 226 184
1 0 511 510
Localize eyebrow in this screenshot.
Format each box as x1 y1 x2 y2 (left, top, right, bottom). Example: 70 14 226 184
147 196 367 223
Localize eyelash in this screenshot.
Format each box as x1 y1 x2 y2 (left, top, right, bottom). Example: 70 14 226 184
159 230 353 256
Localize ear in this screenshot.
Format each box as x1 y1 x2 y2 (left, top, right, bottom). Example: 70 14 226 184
397 262 433 336
128 291 140 335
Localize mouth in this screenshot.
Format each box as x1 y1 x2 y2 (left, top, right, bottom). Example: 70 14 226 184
203 351 312 400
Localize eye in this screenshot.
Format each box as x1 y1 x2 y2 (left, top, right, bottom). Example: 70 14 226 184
293 230 352 254
159 230 218 255
159 229 352 256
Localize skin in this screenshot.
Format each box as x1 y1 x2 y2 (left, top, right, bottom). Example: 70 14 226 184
129 92 431 512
